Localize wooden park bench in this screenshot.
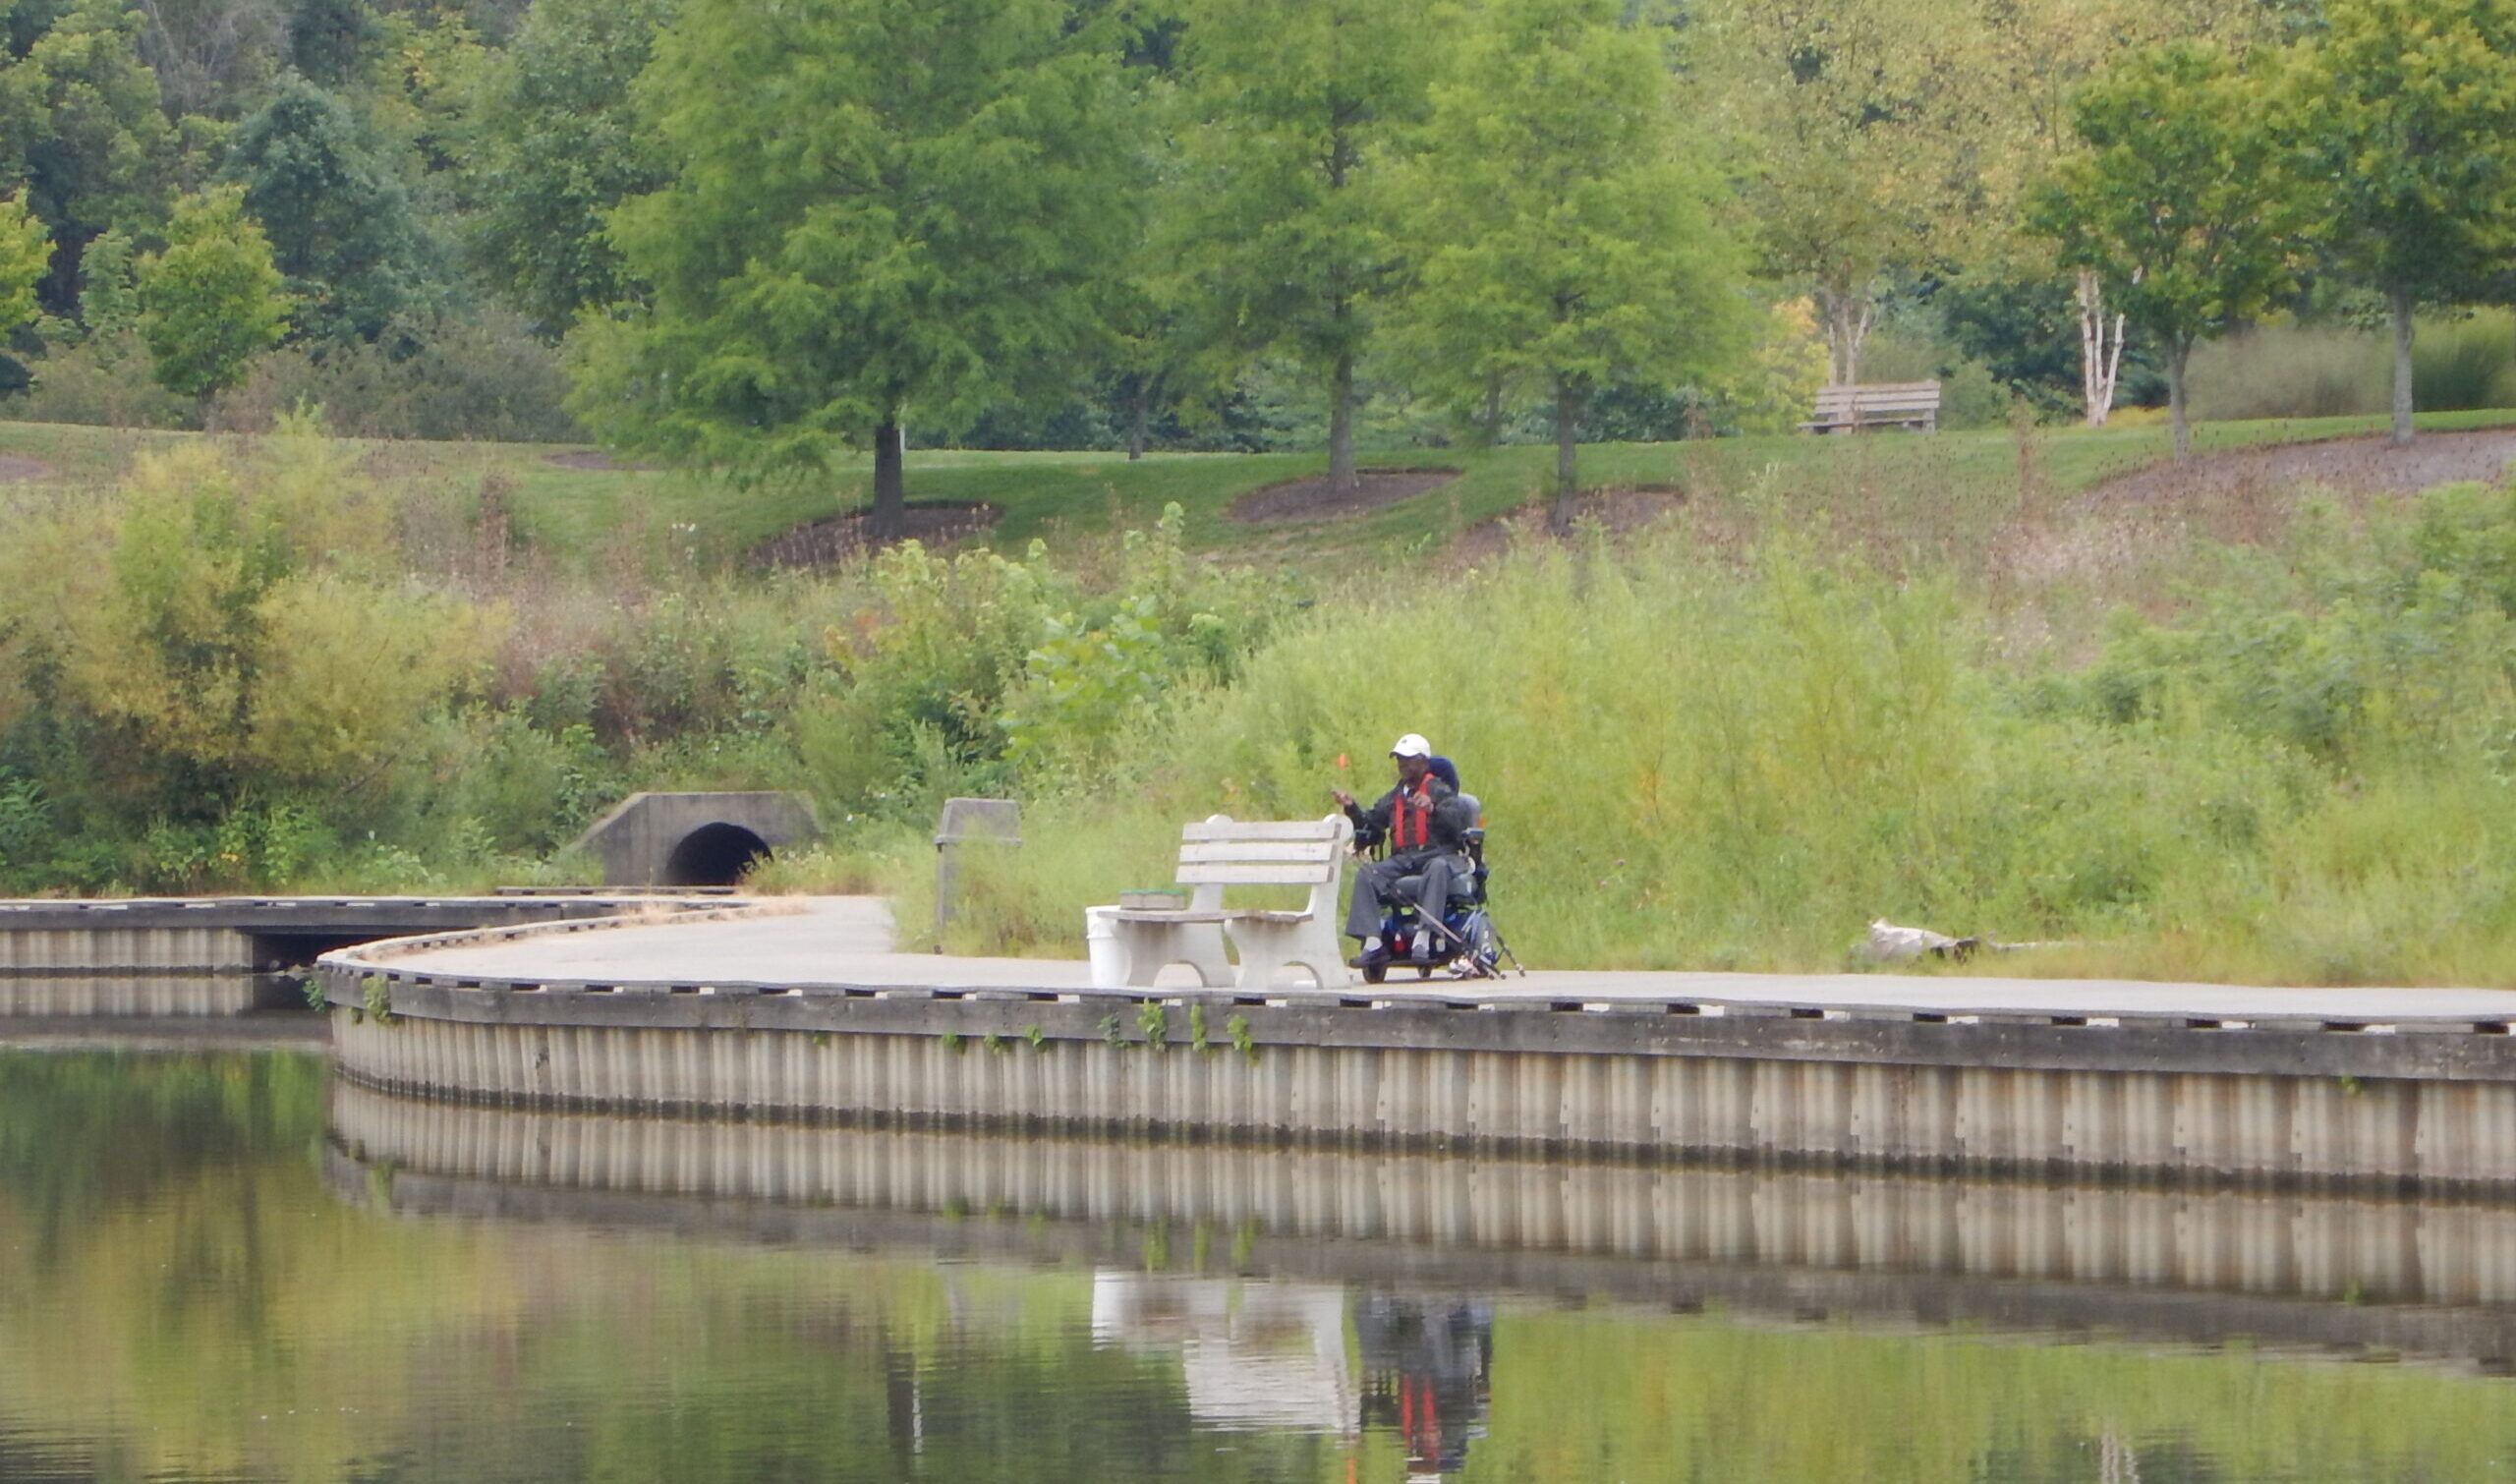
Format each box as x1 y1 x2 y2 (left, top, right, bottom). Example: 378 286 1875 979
1798 380 1941 434
1105 814 1354 991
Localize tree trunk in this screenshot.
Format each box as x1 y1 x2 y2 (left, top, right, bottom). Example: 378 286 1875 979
2077 267 2127 428
1328 350 1356 492
2166 339 2192 460
1549 378 1581 533
1816 280 1875 386
871 416 905 542
1127 376 1150 462
2390 287 2416 447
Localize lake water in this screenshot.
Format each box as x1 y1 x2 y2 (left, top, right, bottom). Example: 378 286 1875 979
8 1046 2516 1483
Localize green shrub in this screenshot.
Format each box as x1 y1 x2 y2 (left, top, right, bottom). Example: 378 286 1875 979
208 309 581 442
6 332 194 428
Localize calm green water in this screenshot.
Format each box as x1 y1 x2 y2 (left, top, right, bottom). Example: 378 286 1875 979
10 1049 2516 1484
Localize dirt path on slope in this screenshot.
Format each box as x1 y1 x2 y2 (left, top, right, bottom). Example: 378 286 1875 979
2077 428 2516 506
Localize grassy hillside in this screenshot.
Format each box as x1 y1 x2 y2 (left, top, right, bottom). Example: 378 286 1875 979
8 410 2514 568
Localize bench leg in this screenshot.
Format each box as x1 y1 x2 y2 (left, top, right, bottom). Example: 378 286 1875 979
1115 923 1233 989
1224 918 1351 992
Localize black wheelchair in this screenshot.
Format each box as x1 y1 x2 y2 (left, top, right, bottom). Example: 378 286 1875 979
1352 794 1519 983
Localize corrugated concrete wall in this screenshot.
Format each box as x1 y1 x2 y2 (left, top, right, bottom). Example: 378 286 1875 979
0 925 257 974
329 1010 2516 1189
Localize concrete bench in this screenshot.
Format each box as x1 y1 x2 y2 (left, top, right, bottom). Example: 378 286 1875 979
1106 814 1353 991
1798 380 1941 434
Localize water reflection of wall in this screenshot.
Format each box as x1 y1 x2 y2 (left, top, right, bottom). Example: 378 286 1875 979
0 973 297 1016
326 1079 2516 1369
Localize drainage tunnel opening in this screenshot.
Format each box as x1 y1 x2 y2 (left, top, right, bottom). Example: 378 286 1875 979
663 823 772 885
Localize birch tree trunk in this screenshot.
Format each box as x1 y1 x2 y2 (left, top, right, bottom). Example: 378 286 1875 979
2076 267 2128 428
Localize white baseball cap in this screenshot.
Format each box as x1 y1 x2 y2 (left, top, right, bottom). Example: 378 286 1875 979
1390 733 1432 758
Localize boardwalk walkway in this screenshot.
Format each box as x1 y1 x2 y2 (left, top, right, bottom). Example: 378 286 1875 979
382 895 2516 1025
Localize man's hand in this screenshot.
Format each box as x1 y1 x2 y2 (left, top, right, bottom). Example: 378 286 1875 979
1330 787 1355 810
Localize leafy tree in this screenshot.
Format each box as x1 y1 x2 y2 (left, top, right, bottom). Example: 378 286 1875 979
1705 0 1966 387
132 0 287 116
2 0 74 59
1172 0 1430 492
1964 0 2276 423
573 0 1136 539
0 192 49 337
74 224 137 336
0 0 176 313
136 185 288 396
2291 0 2516 445
1398 0 1745 520
223 72 420 341
285 0 378 86
461 0 673 331
1104 75 1238 461
2032 42 2303 457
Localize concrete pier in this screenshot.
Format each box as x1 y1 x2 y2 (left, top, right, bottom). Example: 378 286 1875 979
316 898 2516 1192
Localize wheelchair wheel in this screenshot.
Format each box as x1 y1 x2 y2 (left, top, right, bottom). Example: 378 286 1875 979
1362 963 1387 985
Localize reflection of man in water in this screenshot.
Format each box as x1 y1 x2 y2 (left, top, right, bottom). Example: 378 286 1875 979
1354 1292 1492 1476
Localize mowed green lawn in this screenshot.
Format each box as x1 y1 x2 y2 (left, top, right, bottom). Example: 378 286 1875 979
3 408 2513 568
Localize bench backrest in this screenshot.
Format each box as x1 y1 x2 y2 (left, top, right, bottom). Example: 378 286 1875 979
1807 380 1941 421
1174 814 1353 914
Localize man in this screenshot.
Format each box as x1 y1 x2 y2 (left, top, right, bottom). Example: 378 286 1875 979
1332 733 1476 964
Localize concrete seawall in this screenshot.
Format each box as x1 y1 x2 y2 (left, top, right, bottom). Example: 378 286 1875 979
0 893 732 1014
327 1007 2516 1189
317 901 2516 1192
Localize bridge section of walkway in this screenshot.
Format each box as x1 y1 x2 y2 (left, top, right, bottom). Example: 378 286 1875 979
1 892 739 977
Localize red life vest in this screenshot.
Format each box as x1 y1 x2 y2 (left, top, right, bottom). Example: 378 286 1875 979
1391 785 1436 851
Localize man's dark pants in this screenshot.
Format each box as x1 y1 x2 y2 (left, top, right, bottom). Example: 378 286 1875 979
1346 851 1467 942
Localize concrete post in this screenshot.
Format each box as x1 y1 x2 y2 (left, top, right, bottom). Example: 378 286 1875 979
932 798 1020 951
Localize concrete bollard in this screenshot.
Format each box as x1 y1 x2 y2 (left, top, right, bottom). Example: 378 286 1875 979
1083 905 1125 989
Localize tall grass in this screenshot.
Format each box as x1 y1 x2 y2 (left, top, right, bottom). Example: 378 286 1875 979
965 491 2516 986
2190 312 2516 422
2188 323 2389 421
2414 309 2516 411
